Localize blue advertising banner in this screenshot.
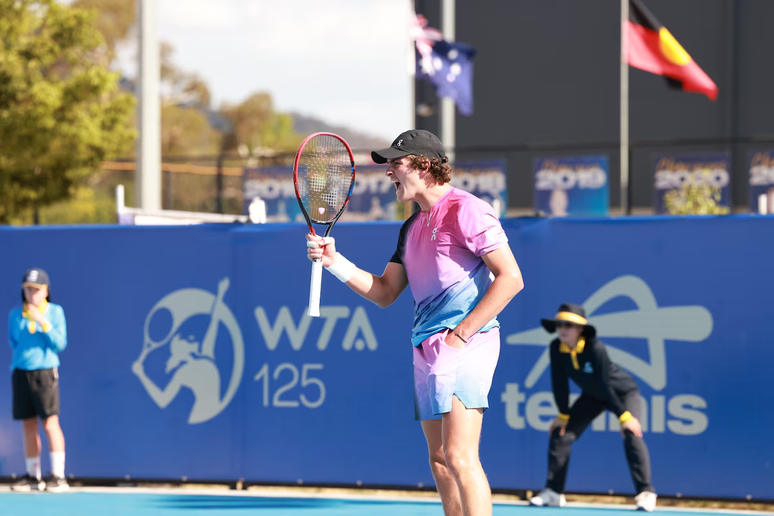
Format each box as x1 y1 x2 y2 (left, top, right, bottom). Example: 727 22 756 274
451 159 508 218
0 217 772 499
346 165 399 220
533 155 609 216
654 153 731 214
242 167 305 223
243 160 507 221
748 150 774 214
338 160 507 220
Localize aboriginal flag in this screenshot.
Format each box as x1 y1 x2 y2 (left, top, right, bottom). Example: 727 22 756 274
627 0 718 101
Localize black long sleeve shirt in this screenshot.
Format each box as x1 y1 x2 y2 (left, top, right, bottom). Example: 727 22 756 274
549 336 638 417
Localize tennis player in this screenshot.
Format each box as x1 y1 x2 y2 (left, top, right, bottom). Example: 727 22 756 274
8 268 69 492
306 129 523 516
529 303 657 512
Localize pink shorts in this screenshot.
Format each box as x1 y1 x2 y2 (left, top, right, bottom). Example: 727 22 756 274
412 327 501 421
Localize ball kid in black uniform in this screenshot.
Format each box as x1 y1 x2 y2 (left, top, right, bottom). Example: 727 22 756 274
529 303 657 512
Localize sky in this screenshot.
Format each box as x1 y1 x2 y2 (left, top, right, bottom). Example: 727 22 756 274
142 0 413 141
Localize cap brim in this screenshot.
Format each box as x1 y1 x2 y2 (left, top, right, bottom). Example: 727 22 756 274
371 147 411 164
23 282 47 288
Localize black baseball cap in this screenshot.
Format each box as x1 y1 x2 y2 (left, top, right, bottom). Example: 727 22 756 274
22 268 50 288
371 129 446 164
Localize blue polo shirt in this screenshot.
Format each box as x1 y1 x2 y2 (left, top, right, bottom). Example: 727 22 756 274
8 303 67 371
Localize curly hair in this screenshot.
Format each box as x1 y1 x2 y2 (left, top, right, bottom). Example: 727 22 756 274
407 154 452 185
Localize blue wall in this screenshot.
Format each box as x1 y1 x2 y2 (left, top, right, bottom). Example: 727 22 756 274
0 216 771 499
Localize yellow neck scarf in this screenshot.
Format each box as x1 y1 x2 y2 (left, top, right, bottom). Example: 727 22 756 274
559 336 586 370
22 300 49 334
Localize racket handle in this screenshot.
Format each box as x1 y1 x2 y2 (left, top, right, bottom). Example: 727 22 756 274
308 259 323 317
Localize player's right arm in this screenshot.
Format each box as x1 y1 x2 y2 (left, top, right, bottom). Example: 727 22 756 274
306 234 409 309
344 262 408 308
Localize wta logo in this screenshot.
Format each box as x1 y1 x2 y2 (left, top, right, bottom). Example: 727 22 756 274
132 278 244 424
501 275 713 436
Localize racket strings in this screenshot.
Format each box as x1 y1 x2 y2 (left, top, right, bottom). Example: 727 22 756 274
298 135 353 224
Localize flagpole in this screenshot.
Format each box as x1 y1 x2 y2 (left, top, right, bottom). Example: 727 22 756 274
441 0 455 164
408 0 416 130
137 0 161 211
406 0 417 220
620 0 630 215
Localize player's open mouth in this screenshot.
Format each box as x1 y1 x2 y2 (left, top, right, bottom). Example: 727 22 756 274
393 181 401 192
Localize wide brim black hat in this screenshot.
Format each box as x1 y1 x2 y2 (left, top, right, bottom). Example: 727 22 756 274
541 303 596 339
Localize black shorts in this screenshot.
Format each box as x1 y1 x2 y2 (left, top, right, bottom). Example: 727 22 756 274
12 368 60 420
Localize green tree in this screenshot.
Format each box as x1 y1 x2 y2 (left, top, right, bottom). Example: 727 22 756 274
158 42 221 157
221 92 303 156
73 1 219 158
161 105 221 156
664 171 731 215
70 0 299 158
72 0 134 60
160 42 212 108
0 0 135 223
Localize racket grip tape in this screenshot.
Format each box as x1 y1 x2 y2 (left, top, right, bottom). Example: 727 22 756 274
308 259 323 317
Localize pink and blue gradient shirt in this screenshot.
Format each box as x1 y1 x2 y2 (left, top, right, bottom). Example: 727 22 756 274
390 187 508 346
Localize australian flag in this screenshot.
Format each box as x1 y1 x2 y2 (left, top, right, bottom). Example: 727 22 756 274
412 14 477 116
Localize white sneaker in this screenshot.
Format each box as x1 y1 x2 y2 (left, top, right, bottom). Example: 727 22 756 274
529 488 566 507
10 474 45 492
635 491 657 512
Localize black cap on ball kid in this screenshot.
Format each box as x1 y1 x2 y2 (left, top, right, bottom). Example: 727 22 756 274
371 130 446 164
22 268 50 288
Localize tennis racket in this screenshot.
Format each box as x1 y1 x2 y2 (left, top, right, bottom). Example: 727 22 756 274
293 132 356 318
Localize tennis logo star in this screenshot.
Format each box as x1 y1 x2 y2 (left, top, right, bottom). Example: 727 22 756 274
132 278 245 424
505 275 713 391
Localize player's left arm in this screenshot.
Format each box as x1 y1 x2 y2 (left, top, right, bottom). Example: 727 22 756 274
448 244 523 347
40 305 67 353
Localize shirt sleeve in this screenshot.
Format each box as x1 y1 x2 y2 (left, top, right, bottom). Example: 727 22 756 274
590 340 627 417
457 198 508 257
8 310 18 350
41 306 67 353
550 341 570 415
389 210 419 264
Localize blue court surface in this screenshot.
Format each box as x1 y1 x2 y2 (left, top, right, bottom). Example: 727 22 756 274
0 488 771 516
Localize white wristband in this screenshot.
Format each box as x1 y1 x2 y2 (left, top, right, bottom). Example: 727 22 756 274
325 253 356 283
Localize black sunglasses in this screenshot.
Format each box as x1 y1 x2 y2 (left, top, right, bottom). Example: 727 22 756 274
555 321 580 329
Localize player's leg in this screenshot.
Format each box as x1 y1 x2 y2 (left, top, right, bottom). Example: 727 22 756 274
417 329 499 516
442 395 491 516
543 395 605 499
36 368 68 491
42 414 68 491
415 336 463 515
421 419 463 516
437 329 500 516
620 391 656 511
42 415 65 453
11 370 44 491
22 417 42 458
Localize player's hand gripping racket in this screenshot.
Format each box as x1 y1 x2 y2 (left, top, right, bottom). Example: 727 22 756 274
293 133 355 317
